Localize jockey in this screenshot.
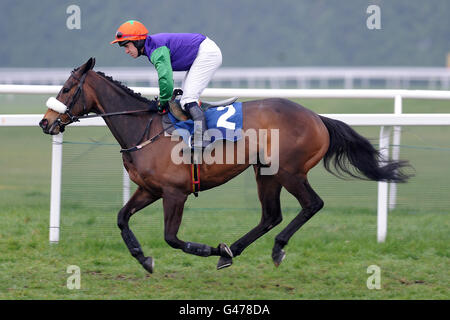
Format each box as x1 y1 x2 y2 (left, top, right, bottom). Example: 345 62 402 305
111 20 222 149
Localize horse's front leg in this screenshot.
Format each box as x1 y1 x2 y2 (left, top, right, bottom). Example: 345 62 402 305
117 186 160 273
162 189 233 261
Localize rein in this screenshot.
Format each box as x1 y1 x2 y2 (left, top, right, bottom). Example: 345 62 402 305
71 108 154 121
80 109 175 153
57 70 173 153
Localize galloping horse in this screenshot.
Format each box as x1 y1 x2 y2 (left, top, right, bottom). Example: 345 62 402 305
39 58 411 273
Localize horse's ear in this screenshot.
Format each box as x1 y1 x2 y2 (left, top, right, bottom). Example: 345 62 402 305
81 57 96 74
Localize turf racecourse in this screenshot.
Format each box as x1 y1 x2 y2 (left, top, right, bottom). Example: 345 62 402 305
0 94 449 299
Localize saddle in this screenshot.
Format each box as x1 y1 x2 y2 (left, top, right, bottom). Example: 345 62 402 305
161 89 239 198
162 89 238 135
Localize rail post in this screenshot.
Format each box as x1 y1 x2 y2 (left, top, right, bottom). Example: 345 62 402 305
377 126 392 243
123 167 130 206
389 95 403 210
49 133 63 243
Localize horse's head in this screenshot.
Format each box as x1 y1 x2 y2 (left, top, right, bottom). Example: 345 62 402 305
39 57 96 135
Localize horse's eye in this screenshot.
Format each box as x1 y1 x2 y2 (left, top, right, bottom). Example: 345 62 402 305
62 87 70 93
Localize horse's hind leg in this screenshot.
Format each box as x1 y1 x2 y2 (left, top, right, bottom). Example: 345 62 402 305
117 186 160 273
217 166 283 269
272 170 324 267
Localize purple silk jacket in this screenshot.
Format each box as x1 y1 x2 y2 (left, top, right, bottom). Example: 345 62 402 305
143 33 206 71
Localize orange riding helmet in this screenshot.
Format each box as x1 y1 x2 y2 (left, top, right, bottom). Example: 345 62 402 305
110 20 149 46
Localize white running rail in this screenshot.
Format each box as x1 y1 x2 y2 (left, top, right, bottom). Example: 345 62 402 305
2 86 450 244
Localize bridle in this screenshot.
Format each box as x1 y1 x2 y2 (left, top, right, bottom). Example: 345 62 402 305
51 70 89 132
54 70 156 130
64 71 89 124
51 70 173 152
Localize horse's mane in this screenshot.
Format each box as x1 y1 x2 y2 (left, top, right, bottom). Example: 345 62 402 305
94 71 153 104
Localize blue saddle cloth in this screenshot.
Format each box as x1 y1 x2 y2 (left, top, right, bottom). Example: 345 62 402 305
167 102 243 146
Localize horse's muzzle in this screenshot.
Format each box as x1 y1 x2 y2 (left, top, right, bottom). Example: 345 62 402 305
39 118 49 133
39 118 63 135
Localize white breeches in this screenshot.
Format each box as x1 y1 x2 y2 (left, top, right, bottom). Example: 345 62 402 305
180 37 222 109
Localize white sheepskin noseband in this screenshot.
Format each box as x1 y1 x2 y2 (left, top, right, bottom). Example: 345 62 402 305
46 97 68 113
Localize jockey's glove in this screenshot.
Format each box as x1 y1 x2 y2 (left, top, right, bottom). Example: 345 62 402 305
157 101 169 115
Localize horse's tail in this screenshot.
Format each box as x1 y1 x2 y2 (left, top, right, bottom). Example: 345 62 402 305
319 116 413 183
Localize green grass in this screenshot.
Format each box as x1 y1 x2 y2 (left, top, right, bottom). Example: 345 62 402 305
0 94 449 299
0 204 448 299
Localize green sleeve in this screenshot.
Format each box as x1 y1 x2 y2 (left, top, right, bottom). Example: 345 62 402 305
150 46 174 104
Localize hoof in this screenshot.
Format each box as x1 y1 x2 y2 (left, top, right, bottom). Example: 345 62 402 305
272 249 286 267
141 256 154 274
217 256 233 270
219 243 234 258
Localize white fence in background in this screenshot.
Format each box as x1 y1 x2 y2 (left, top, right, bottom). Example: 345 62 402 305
1 85 450 244
1 67 449 89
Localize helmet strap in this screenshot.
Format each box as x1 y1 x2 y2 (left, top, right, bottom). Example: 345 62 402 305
133 39 146 56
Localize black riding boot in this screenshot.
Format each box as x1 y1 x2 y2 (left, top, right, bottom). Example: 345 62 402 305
185 102 209 149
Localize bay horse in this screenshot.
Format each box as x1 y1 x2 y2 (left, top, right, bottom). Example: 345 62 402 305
39 58 411 273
